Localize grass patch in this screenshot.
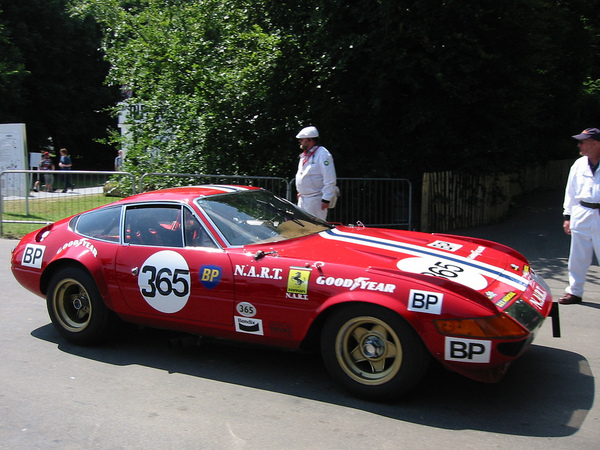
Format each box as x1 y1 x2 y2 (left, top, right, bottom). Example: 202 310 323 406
2 194 120 239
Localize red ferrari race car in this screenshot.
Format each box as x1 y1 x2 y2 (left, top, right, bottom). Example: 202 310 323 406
11 185 559 401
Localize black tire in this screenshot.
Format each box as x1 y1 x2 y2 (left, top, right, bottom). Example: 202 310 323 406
46 267 112 345
321 304 430 401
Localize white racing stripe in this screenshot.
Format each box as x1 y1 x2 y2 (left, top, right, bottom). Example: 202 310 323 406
321 228 529 291
204 185 250 193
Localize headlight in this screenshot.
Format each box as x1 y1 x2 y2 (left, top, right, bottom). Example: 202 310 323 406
504 299 544 332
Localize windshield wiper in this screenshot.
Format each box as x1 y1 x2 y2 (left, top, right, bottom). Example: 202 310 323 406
257 200 304 227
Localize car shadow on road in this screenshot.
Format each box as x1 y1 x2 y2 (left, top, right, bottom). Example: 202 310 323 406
31 322 593 438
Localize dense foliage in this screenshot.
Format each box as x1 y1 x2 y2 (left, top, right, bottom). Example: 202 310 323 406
0 12 27 121
3 0 600 177
72 0 284 178
0 0 121 168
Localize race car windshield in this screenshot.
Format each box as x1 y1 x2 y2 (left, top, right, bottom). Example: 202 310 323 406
196 189 333 246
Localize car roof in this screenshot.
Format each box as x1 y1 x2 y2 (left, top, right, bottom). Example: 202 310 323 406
115 185 263 205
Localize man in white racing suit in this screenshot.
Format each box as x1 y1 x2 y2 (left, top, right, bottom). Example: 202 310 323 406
561 127 600 304
294 126 337 221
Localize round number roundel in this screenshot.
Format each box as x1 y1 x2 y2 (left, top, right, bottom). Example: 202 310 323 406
397 256 488 291
138 250 191 313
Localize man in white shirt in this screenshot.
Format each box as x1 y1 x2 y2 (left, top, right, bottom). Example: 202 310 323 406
294 126 337 221
561 127 600 304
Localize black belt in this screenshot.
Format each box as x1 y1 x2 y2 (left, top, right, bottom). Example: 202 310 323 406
580 201 600 209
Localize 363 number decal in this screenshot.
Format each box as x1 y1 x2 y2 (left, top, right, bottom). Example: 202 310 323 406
138 251 191 313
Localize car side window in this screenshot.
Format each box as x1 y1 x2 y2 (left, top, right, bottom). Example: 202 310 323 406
184 208 216 248
75 207 122 242
125 205 184 247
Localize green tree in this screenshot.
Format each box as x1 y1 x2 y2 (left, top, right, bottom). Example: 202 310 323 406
0 10 28 119
76 0 599 180
0 0 121 168
286 0 593 176
76 0 284 181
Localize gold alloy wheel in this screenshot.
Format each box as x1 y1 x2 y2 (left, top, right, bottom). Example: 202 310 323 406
52 277 92 333
335 315 403 386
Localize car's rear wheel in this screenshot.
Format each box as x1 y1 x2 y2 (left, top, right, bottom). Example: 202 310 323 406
321 304 430 401
47 267 112 345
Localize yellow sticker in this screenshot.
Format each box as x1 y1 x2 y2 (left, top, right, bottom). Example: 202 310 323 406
287 267 311 295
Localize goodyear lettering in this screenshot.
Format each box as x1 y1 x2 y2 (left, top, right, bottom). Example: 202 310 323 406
408 289 443 315
22 244 45 269
234 264 283 280
445 337 491 363
56 238 98 257
315 276 396 293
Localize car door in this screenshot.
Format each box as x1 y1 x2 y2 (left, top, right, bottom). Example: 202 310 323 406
227 250 321 340
115 203 234 325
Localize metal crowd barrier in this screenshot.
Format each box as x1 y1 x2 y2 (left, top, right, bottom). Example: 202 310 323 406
141 173 412 228
139 173 290 199
324 177 412 228
0 170 412 236
0 170 135 235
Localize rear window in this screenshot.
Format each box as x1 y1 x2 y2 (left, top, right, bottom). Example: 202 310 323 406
75 207 122 243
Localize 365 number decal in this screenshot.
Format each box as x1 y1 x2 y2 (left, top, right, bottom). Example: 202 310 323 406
138 251 191 313
141 267 190 298
421 262 464 279
397 257 488 290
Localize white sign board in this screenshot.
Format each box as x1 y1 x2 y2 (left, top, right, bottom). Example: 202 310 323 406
0 123 28 197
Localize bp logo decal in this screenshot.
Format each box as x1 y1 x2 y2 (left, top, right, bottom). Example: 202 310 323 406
200 265 222 289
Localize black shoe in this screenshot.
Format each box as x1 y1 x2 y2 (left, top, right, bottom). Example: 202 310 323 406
32 188 38 192
62 189 67 193
558 294 582 304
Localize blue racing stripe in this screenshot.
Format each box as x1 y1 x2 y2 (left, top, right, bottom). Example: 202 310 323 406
322 228 529 290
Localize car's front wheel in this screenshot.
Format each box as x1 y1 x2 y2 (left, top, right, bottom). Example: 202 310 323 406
47 267 112 345
321 304 430 401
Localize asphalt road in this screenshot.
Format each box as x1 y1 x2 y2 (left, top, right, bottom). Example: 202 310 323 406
1 190 598 449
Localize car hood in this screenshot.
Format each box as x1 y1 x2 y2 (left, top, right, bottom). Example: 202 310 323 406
264 225 535 303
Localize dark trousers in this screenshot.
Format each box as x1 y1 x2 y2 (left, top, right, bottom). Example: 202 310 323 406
62 171 74 190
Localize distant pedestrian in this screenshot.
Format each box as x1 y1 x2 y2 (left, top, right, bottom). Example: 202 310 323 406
33 152 55 192
294 126 337 221
114 150 124 171
58 148 74 193
560 127 600 304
